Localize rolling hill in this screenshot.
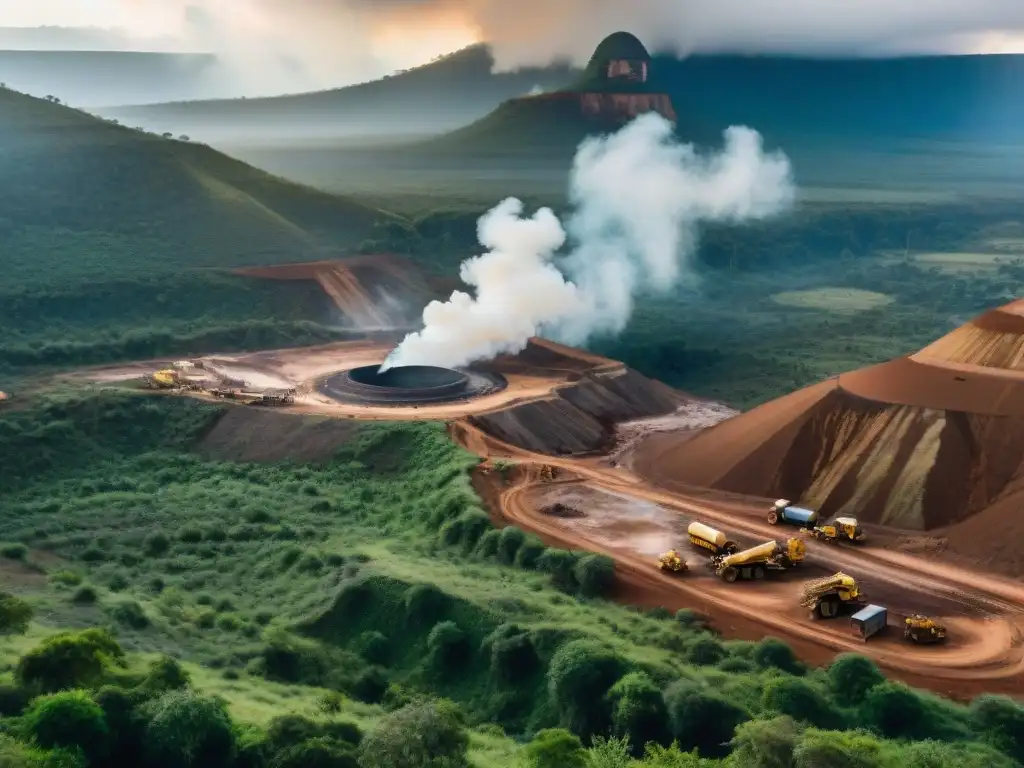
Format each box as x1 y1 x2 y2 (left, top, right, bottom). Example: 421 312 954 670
0 87 400 373
99 46 579 143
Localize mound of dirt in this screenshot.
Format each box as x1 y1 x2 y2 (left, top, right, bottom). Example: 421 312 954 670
197 407 364 463
470 365 682 455
633 299 1024 553
913 298 1024 371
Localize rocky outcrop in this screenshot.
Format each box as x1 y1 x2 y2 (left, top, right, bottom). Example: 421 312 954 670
579 92 676 124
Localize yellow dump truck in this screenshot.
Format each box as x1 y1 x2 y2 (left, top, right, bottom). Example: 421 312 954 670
800 572 865 619
687 522 739 556
708 538 806 582
811 516 867 544
657 549 688 575
143 369 182 389
904 614 946 644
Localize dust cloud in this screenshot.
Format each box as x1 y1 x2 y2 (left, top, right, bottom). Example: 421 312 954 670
381 113 795 371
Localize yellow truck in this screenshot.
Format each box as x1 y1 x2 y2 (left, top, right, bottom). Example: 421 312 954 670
811 516 867 544
657 550 689 575
905 614 946 644
800 572 866 619
708 538 806 582
687 522 739 556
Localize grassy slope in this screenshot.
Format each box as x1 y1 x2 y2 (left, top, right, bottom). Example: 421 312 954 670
0 88 401 375
1 390 1022 766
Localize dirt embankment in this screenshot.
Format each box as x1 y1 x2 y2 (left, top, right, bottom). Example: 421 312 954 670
197 407 365 463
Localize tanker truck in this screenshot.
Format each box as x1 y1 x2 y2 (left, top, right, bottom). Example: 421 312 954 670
687 522 739 556
708 538 806 582
768 499 819 528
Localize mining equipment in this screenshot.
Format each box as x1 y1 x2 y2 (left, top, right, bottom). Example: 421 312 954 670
800 572 866 619
850 604 888 641
210 388 295 406
708 538 806 582
687 522 739 556
657 549 689 575
811 516 867 544
768 499 818 528
143 369 182 389
540 466 557 482
904 614 947 644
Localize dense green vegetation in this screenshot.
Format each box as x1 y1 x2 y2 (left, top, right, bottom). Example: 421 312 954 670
2 391 1024 766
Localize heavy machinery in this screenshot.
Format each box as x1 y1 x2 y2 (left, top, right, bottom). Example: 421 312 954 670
800 572 865 619
258 388 296 406
708 538 806 582
687 522 739 556
210 388 295 406
657 549 689 575
811 516 867 544
768 499 818 528
904 614 947 644
143 369 182 389
540 466 557 482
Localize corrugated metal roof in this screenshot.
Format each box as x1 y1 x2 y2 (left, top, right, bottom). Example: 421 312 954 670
851 604 887 622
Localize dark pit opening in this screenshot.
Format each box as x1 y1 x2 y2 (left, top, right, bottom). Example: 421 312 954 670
348 364 468 389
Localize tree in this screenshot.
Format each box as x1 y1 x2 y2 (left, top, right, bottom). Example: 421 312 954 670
426 621 468 672
358 700 469 768
606 671 669 754
573 554 615 598
0 592 33 634
792 728 883 768
142 690 237 768
752 638 803 674
586 736 632 768
522 729 586 768
860 682 928 739
17 628 124 692
25 690 109 761
827 654 884 706
730 716 801 768
636 742 706 767
968 694 1024 763
547 640 625 738
761 677 841 728
664 685 749 758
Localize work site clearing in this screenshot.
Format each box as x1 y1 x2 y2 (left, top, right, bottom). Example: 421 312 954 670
69 310 1024 701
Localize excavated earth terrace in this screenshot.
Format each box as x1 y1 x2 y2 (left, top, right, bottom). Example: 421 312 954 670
317 364 506 405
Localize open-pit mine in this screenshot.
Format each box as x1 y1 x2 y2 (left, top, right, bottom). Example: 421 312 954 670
69 298 1024 700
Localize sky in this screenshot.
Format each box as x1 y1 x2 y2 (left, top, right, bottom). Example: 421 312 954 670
4 1 1024 91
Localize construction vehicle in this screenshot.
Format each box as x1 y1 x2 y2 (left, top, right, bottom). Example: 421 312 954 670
904 614 947 644
800 572 866 619
540 466 557 482
687 522 739 556
657 549 689 575
811 516 867 544
768 499 818 528
708 538 806 582
257 388 295 406
143 369 182 389
850 604 888 641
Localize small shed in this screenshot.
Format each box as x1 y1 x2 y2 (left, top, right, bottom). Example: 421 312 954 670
851 604 888 641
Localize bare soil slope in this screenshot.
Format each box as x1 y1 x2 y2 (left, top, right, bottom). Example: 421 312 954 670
197 407 364 463
633 299 1024 544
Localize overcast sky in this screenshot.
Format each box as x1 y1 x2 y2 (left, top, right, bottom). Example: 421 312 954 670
4 1 1024 91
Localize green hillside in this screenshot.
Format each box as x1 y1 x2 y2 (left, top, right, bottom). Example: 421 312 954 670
0 87 399 376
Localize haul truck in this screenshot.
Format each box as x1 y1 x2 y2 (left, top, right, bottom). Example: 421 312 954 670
800 572 866 619
708 538 806 582
905 614 947 644
687 522 739 556
768 499 818 528
811 516 867 544
657 550 689 575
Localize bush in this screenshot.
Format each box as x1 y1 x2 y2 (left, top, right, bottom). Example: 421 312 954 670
497 526 526 565
664 684 749 758
514 537 546 569
674 609 705 630
792 728 883 768
176 525 203 544
827 654 884 705
606 671 669 756
427 621 468 672
573 554 615 598
762 677 841 729
686 636 725 666
350 667 388 704
969 694 1024 763
50 571 84 587
142 690 237 768
25 690 109 760
144 531 171 557
0 542 28 559
547 640 626 738
730 716 802 768
860 682 929 740
0 591 33 634
475 529 501 559
752 637 802 674
110 600 150 629
0 684 30 716
489 631 539 684
271 737 358 768
141 655 191 693
538 549 580 593
354 631 389 665
17 628 124 692
71 585 98 604
522 728 587 768
404 583 449 628
358 699 469 768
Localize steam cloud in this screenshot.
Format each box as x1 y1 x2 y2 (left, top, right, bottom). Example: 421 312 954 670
381 113 795 371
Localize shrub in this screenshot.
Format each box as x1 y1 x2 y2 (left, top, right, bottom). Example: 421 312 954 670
792 728 883 768
427 621 468 672
674 609 704 629
144 531 171 557
490 631 539 684
547 640 626 738
354 631 389 665
475 529 501 559
686 636 725 666
730 716 802 768
522 728 587 768
827 654 885 705
752 637 802 674
107 572 129 591
574 554 615 598
50 570 84 587
664 684 749 758
0 591 33 634
762 677 841 728
860 682 931 739
497 526 526 565
176 525 203 544
538 549 580 593
350 667 388 704
969 694 1024 762
514 537 546 569
25 690 108 761
271 737 358 768
404 583 449 628
0 542 28 559
141 655 191 694
0 684 30 716
606 671 669 755
142 690 237 768
17 628 124 692
111 600 150 629
358 699 469 768
71 585 98 604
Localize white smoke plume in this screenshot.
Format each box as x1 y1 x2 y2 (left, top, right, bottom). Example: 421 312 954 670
381 113 795 371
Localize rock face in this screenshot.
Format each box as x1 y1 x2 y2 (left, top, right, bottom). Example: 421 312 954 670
579 92 677 123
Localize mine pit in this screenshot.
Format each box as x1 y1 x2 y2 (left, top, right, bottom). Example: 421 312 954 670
318 363 506 406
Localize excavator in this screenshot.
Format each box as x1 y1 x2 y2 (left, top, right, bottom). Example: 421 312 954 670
657 550 689 575
800 572 866 619
905 614 947 644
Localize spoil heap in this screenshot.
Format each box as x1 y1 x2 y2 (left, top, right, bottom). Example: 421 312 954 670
633 299 1024 569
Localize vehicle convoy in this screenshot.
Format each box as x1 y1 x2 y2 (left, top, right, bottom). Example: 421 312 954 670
768 499 819 528
687 522 739 556
657 550 689 575
811 516 867 544
800 572 866 618
851 604 888 640
905 614 947 644
708 538 806 582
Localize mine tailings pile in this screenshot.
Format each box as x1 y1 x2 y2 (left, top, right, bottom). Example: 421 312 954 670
632 298 1024 575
